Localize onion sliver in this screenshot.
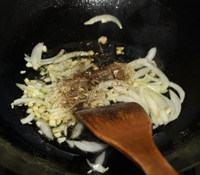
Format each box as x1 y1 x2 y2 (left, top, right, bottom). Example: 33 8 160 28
13 98 44 106
41 49 65 65
87 151 107 174
138 86 150 114
48 59 73 71
66 140 75 148
143 62 169 92
162 95 176 119
169 82 185 103
87 159 109 174
30 42 44 70
25 49 65 66
128 59 169 92
70 122 84 139
53 50 94 63
113 86 148 112
134 67 151 79
146 47 157 61
73 140 108 152
84 14 122 29
95 151 106 165
144 92 159 117
16 83 28 91
169 90 181 120
115 95 137 103
37 119 54 140
20 113 34 124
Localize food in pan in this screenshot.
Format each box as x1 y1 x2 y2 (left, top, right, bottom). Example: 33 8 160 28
12 37 185 142
84 14 123 29
11 37 185 173
11 17 184 172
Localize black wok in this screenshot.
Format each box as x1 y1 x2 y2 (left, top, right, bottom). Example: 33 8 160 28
0 0 200 174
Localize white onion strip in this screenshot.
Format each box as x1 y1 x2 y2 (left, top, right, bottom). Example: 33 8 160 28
84 14 123 29
16 83 28 91
13 98 45 106
70 122 84 139
41 49 65 65
115 95 137 103
86 152 108 174
30 42 44 70
25 49 65 66
87 159 109 174
128 59 169 92
114 86 149 113
162 95 176 119
143 91 159 117
146 47 157 61
169 82 185 103
37 119 54 140
169 90 181 120
53 50 94 63
134 67 151 79
95 151 106 165
73 140 108 152
20 113 34 124
48 59 73 71
66 140 75 148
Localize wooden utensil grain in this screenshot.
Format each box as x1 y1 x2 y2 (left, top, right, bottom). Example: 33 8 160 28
75 102 178 175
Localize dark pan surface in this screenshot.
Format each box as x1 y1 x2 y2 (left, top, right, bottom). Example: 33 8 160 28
0 0 200 174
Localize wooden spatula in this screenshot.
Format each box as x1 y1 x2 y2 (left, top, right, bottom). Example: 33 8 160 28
75 102 178 175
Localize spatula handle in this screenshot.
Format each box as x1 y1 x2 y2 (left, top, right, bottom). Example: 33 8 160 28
122 137 178 175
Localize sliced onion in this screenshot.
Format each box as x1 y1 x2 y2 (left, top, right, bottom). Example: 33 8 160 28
25 49 65 66
70 122 84 139
145 64 169 92
55 60 93 77
115 95 136 103
53 50 94 63
145 47 157 61
13 98 44 106
95 151 106 165
16 83 28 91
144 92 159 117
37 119 54 140
138 86 150 114
84 14 123 29
129 59 169 92
41 49 65 65
48 59 73 71
24 54 31 61
169 82 185 103
148 89 167 110
73 140 108 152
134 67 151 79
66 140 75 148
162 95 176 119
95 80 129 91
114 86 140 101
113 86 149 113
20 113 34 124
30 42 44 70
159 110 169 123
169 90 181 120
86 158 109 174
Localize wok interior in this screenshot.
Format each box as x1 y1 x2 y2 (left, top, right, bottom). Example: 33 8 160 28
0 0 200 174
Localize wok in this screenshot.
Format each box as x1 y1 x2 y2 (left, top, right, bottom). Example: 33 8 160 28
0 0 200 174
